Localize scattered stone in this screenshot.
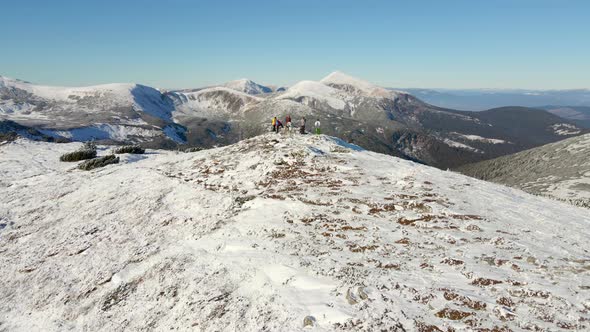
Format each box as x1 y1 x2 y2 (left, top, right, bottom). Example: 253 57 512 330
346 288 359 305
303 315 316 327
358 287 369 300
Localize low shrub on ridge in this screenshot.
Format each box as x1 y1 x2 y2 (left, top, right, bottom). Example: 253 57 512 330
78 155 119 171
60 149 97 162
114 145 145 154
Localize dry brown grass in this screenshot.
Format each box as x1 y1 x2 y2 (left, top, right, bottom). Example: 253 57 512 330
341 225 367 232
449 214 483 221
441 258 464 266
395 238 411 245
415 322 444 332
496 297 514 307
398 214 438 226
443 291 486 310
472 278 503 286
298 197 332 206
376 262 400 270
435 308 473 320
348 244 379 253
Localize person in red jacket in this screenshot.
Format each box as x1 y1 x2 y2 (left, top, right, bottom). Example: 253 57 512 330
286 115 292 132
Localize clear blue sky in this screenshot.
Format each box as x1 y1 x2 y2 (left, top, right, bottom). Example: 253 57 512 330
2 0 589 89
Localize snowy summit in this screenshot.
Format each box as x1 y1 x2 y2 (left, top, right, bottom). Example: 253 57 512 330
320 71 394 98
222 79 272 95
1 134 589 331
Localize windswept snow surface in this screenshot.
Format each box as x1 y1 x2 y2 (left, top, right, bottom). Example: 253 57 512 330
1 135 589 331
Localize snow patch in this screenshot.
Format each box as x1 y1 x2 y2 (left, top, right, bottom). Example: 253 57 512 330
550 123 581 136
443 138 483 153
453 132 509 144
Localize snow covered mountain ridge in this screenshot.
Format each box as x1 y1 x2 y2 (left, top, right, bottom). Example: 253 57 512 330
0 75 184 144
1 72 587 170
222 79 273 95
1 134 589 331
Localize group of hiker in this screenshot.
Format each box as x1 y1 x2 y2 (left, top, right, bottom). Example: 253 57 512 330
271 115 321 135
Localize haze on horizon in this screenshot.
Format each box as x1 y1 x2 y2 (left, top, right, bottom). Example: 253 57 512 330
1 0 589 90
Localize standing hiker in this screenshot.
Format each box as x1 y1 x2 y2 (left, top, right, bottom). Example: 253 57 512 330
314 119 321 135
271 117 277 132
300 117 306 134
286 115 292 132
276 119 284 133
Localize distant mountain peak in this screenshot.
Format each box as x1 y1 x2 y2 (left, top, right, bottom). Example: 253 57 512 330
222 79 272 95
321 71 357 82
0 75 30 86
320 71 392 97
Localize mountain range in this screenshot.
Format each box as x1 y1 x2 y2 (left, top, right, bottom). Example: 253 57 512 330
400 88 590 112
1 72 587 169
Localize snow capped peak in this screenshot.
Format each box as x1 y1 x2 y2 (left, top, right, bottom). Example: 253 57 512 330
321 71 393 98
276 80 347 110
222 78 272 95
321 71 360 84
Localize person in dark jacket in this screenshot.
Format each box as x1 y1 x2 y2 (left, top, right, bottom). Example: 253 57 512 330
299 117 306 134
